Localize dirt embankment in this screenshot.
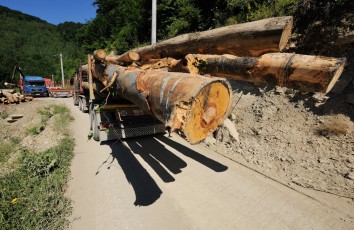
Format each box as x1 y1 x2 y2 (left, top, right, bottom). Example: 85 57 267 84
203 0 354 212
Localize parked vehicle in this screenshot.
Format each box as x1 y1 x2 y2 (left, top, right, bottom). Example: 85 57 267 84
18 75 48 97
43 78 73 98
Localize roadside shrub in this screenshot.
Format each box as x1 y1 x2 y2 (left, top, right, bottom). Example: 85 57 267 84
24 124 45 136
52 105 74 135
0 138 74 229
51 105 70 115
0 141 14 164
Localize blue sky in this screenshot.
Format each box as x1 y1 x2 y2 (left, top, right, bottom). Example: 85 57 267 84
0 0 97 25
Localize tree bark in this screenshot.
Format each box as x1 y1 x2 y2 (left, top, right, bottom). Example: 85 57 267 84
90 63 233 144
185 53 346 93
122 16 293 60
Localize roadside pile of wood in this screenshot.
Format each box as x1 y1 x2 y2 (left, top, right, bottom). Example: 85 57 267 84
0 89 33 104
86 16 347 143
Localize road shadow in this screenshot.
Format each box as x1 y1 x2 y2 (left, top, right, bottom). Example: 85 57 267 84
126 136 187 183
103 140 162 206
156 135 228 172
99 134 228 206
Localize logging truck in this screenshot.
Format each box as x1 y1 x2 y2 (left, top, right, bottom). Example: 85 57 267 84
73 62 166 141
79 16 346 145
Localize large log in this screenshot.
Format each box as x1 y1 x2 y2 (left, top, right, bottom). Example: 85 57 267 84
90 63 233 144
93 49 140 64
185 53 347 93
120 16 293 61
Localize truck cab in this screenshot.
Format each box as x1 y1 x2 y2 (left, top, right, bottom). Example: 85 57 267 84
20 76 49 97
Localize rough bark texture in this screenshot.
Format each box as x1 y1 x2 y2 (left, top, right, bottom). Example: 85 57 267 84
125 16 293 60
90 62 233 144
185 53 346 93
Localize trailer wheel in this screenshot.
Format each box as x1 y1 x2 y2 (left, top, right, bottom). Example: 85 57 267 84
82 99 88 113
73 93 79 106
78 98 83 111
91 110 100 141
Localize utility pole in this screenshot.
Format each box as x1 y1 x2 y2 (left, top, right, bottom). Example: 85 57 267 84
59 53 65 88
151 0 157 44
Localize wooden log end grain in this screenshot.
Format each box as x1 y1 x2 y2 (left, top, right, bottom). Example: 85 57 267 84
184 82 231 144
279 16 293 51
325 58 346 93
93 49 107 61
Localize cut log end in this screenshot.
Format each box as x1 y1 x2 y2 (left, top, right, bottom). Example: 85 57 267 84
182 82 232 144
279 16 293 51
127 51 140 61
326 59 346 93
93 49 107 61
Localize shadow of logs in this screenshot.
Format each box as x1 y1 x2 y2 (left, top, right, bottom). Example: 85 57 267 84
156 135 228 172
107 141 162 206
127 136 187 183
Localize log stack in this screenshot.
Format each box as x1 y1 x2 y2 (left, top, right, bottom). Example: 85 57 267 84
86 16 347 143
0 89 32 104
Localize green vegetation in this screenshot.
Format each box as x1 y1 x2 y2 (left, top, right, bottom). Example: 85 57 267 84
1 111 9 119
24 105 73 136
0 104 74 229
0 6 84 85
0 138 74 229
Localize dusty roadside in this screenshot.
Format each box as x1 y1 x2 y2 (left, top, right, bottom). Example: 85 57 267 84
204 80 354 219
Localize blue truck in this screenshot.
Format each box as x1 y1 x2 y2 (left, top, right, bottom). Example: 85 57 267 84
19 76 49 97
14 66 49 97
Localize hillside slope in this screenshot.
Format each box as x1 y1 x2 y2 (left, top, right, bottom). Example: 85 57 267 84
0 6 84 84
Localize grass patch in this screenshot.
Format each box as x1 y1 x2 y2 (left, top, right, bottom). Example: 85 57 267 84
24 105 73 136
24 124 45 136
1 111 9 119
52 105 74 135
0 137 74 229
0 141 15 164
0 104 75 229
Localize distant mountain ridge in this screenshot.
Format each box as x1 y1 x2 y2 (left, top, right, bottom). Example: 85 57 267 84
0 5 48 24
0 5 84 84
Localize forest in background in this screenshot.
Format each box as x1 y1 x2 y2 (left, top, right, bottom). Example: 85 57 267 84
0 6 84 84
1 0 352 85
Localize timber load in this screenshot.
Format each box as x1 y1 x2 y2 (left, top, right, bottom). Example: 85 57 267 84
118 16 293 61
89 57 232 144
0 89 32 104
84 16 347 143
184 53 347 93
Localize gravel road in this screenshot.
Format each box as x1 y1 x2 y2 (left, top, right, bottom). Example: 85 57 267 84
63 98 352 230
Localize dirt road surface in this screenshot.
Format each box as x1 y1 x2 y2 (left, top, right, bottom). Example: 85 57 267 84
63 98 352 229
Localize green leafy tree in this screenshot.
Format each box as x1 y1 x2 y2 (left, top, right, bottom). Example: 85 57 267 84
0 6 85 85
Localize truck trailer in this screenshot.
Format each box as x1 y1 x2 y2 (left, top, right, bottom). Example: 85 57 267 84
73 62 166 141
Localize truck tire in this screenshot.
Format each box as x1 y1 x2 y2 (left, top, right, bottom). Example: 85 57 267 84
78 98 83 111
91 110 100 141
73 93 79 106
82 98 88 113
